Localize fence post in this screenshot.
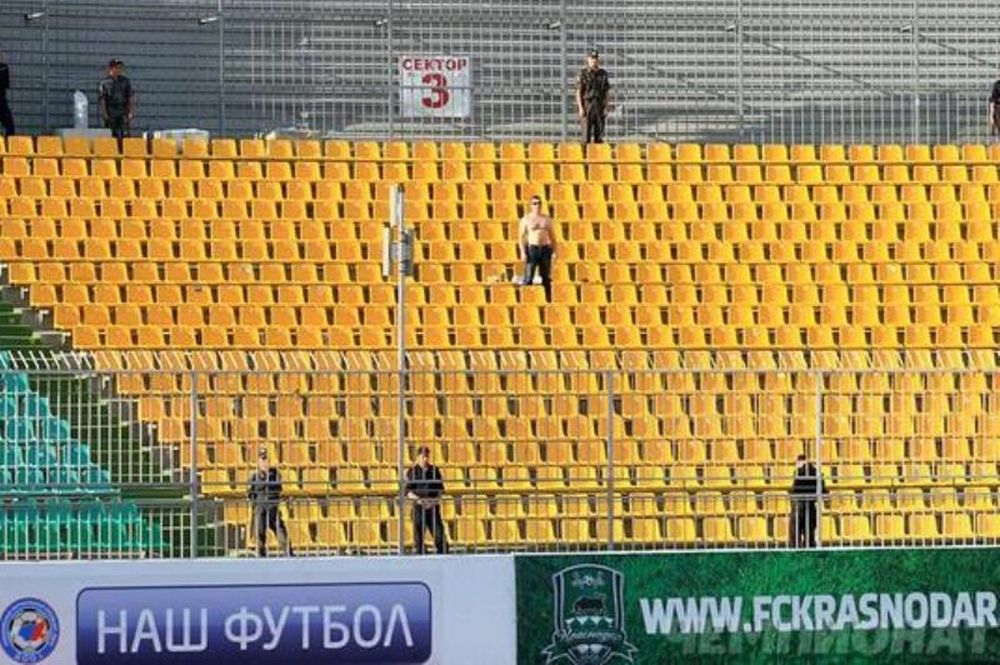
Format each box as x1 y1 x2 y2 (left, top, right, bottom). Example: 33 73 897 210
605 370 615 551
559 0 567 142
41 0 50 132
189 369 199 558
814 370 824 549
910 0 920 144
218 0 226 135
386 0 395 139
736 0 744 139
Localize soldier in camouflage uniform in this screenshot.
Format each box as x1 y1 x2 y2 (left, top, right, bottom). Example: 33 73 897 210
576 48 611 144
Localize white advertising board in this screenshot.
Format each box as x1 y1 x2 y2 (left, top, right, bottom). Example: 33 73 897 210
0 555 515 665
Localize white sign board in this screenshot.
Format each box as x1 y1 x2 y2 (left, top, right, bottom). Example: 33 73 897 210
0 555 516 665
399 55 472 118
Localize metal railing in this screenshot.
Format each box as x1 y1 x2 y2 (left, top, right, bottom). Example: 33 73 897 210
2 349 1000 559
3 0 1000 142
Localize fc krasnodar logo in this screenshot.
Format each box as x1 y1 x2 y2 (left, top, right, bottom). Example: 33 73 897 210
542 564 638 665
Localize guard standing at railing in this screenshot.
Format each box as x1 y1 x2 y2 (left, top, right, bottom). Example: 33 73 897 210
405 446 449 554
789 454 825 548
248 446 293 557
0 51 14 137
98 59 135 147
577 48 611 144
989 71 1000 137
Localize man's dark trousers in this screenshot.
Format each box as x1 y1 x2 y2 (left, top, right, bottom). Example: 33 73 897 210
523 245 553 301
255 506 291 557
791 499 817 548
413 505 448 554
582 105 606 143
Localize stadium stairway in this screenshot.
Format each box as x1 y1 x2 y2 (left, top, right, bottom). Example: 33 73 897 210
0 341 171 558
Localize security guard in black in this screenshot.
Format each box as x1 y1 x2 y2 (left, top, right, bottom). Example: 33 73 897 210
98 59 134 143
0 53 14 137
990 76 1000 136
405 446 448 554
577 48 611 144
247 447 292 557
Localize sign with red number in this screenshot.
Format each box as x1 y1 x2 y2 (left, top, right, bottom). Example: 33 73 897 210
399 55 472 118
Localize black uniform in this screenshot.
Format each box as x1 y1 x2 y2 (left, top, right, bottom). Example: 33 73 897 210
0 62 14 137
578 66 611 144
98 74 134 142
990 80 1000 135
405 463 448 554
247 467 292 557
789 462 825 548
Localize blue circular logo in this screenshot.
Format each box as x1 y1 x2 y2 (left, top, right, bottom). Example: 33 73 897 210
0 598 60 664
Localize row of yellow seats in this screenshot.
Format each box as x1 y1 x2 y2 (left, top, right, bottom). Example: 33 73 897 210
11 228 1000 268
12 237 1000 275
4 195 1000 232
163 393 995 431
113 352 996 396
10 213 1000 255
237 489 1000 521
45 303 1000 339
136 366 997 401
197 464 997 497
169 408 998 452
186 440 1000 472
55 295 1000 325
7 134 1000 164
13 255 999 295
11 259 1000 304
52 318 1000 352
12 155 1000 186
182 426 999 474
188 433 1000 467
31 279 1000 312
10 176 1000 214
240 512 999 549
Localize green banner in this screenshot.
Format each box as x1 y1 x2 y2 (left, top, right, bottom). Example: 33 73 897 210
515 548 1000 664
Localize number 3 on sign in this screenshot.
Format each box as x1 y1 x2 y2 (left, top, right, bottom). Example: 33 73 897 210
421 73 450 109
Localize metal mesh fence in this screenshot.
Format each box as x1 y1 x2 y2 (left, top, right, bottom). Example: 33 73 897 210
2 350 1000 558
3 0 1000 142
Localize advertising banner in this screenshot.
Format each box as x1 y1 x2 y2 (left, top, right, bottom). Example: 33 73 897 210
515 548 1000 663
0 556 514 665
399 55 472 118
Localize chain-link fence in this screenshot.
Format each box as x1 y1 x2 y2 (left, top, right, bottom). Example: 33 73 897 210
2 0 1000 142
2 350 1000 559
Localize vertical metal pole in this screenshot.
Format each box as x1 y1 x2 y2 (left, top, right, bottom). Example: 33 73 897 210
189 370 199 558
41 0 49 132
218 0 226 135
910 0 919 145
386 0 395 139
559 0 567 142
736 0 744 139
813 371 824 549
393 185 407 555
605 371 615 551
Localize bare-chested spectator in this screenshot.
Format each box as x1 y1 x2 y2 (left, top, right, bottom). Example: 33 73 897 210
518 195 557 301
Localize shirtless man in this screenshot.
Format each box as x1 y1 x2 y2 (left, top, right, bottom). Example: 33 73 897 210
518 195 557 301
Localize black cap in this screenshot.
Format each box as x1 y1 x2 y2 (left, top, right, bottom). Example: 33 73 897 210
588 49 599 58
109 58 123 67
530 195 541 204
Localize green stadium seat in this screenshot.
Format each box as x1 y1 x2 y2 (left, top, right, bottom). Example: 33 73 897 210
5 419 35 444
